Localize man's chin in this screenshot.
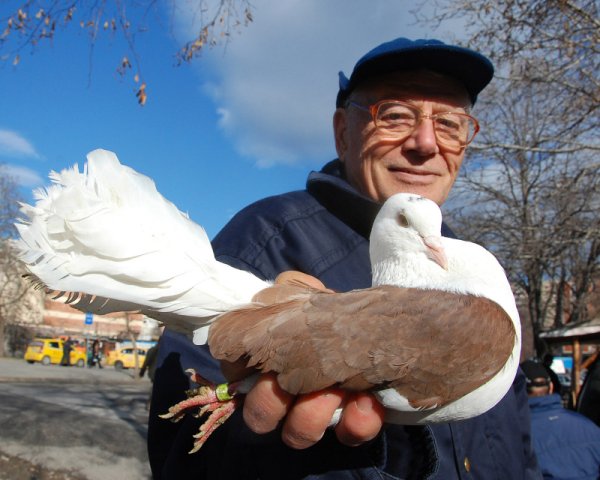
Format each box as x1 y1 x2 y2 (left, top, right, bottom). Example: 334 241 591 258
385 186 448 206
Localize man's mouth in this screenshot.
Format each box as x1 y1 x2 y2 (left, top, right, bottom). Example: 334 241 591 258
388 166 437 184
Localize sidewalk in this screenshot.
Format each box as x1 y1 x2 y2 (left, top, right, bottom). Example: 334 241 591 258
0 356 152 480
0 356 150 385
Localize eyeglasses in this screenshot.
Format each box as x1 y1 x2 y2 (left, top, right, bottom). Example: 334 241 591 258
347 100 480 149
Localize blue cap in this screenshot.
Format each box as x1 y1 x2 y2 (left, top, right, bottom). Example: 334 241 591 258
336 37 494 107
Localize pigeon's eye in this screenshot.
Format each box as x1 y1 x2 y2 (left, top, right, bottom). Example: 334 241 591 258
397 213 409 227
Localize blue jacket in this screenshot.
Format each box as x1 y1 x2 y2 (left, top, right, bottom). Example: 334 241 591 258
147 160 541 479
529 394 600 480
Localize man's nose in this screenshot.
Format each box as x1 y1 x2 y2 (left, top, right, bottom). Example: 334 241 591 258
402 118 439 156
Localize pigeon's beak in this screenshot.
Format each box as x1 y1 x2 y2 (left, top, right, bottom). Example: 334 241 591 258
423 236 448 270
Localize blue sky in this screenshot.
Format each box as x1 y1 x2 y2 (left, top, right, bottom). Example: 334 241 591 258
0 0 461 238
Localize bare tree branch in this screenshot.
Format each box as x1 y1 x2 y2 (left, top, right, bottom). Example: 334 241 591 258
426 0 600 356
470 144 600 154
0 165 44 356
0 0 255 104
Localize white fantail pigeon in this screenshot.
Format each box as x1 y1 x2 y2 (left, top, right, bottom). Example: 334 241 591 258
15 149 520 453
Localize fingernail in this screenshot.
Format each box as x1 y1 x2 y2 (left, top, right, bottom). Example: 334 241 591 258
355 394 374 412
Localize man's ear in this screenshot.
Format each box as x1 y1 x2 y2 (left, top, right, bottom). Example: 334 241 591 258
333 108 348 162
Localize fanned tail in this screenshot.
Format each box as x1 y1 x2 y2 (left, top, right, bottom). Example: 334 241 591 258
15 149 269 341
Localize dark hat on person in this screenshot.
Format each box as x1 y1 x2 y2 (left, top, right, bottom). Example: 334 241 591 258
336 37 494 108
521 360 551 388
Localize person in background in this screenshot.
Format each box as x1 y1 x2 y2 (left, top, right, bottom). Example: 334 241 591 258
140 344 159 383
140 344 160 411
148 37 541 479
522 359 600 480
60 336 73 366
542 353 562 397
88 339 103 368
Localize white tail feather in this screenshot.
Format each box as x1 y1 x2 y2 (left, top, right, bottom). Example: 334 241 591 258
16 149 269 340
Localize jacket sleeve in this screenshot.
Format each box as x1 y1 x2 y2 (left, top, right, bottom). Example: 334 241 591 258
514 368 543 479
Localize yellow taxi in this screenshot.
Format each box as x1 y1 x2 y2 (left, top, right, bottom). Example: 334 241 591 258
24 338 87 367
106 346 149 370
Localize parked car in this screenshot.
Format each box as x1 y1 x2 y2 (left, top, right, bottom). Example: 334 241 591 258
24 338 87 367
106 346 148 370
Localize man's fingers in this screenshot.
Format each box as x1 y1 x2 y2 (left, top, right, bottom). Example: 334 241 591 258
243 375 385 450
281 389 345 449
335 392 385 446
243 373 294 434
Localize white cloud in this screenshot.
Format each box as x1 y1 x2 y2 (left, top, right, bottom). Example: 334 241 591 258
1 164 44 187
0 129 40 159
172 0 464 167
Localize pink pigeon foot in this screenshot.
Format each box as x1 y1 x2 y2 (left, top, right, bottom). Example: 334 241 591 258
160 368 242 453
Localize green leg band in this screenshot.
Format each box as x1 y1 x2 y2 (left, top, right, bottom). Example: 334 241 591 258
215 383 233 401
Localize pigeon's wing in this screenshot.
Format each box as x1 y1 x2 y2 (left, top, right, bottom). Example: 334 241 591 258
208 285 516 407
16 149 269 337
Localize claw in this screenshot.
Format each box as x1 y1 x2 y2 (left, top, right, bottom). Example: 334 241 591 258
189 398 239 453
185 368 212 386
160 369 242 453
158 385 219 421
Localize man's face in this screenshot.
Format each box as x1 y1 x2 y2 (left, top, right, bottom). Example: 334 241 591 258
334 71 472 205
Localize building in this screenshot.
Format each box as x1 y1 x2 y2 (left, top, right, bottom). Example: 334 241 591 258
42 296 150 339
6 284 160 355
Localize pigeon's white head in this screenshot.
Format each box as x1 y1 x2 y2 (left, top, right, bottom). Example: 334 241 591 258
369 193 447 285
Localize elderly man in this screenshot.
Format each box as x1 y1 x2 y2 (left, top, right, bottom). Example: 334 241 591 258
148 37 541 479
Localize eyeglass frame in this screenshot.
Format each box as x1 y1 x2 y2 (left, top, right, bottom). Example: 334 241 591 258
346 99 480 149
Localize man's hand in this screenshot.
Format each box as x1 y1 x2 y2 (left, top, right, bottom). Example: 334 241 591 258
225 270 385 449
243 372 385 449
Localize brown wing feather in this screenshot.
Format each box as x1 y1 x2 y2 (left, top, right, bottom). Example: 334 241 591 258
207 285 515 407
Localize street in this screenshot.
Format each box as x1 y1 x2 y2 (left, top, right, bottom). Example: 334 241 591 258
0 358 153 480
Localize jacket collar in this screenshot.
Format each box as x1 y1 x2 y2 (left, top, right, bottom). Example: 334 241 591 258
528 393 563 411
306 159 381 240
306 159 456 240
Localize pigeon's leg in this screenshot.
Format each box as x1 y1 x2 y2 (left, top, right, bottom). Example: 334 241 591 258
189 399 239 453
159 369 243 453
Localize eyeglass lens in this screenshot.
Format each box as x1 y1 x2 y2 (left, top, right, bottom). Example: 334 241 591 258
375 102 474 147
